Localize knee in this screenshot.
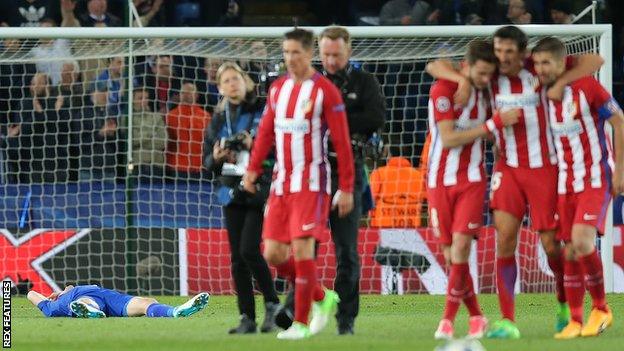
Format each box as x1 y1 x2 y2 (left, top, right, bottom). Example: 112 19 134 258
496 232 517 256
263 250 286 266
141 297 158 307
451 239 472 263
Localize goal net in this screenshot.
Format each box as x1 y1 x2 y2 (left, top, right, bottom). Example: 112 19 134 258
0 25 615 296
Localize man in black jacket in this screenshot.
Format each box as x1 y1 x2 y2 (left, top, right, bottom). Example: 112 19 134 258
319 25 386 335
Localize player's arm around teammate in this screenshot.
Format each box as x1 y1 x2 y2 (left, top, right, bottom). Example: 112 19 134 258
428 41 519 341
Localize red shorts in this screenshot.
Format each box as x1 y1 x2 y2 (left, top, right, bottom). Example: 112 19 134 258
557 187 611 241
489 163 558 231
262 191 330 243
427 181 487 246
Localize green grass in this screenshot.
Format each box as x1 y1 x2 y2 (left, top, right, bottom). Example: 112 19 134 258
9 294 624 351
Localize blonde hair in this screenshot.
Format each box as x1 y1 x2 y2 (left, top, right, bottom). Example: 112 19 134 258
215 61 256 113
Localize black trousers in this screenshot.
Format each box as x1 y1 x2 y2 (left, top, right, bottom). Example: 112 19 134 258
329 163 363 325
224 204 279 320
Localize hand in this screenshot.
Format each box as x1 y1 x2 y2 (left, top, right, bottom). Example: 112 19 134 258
332 190 354 218
47 291 60 300
400 15 412 25
55 95 64 111
33 99 43 113
240 130 253 150
213 141 229 162
99 119 117 137
499 108 520 127
612 170 624 195
547 82 565 101
7 124 20 137
242 170 258 193
454 77 471 107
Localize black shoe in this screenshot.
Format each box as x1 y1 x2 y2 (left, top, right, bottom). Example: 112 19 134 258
275 290 295 330
337 320 354 335
228 314 257 334
260 302 280 333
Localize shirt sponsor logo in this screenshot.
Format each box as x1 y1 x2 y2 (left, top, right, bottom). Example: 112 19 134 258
274 118 310 133
455 119 483 131
495 93 539 109
550 120 583 137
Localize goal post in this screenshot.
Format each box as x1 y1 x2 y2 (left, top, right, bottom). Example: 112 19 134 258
0 24 615 295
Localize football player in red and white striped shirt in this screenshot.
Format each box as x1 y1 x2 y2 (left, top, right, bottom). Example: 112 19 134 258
243 28 355 340
426 26 604 338
428 40 520 340
533 37 622 339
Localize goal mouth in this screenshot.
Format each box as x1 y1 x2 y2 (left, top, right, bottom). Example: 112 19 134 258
0 24 614 295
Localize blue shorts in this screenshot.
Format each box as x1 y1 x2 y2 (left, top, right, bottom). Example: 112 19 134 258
84 288 134 317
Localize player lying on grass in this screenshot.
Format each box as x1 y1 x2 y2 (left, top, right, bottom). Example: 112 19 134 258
27 284 210 318
428 39 519 340
532 37 620 339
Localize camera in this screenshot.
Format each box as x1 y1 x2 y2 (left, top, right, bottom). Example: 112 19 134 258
223 132 248 152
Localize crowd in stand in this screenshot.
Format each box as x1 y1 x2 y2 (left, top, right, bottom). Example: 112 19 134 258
0 0 619 186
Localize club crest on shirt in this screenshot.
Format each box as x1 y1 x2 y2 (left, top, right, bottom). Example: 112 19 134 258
435 96 451 113
301 99 313 114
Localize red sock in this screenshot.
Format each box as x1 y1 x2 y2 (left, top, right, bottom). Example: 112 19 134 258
578 249 607 311
294 259 317 325
313 284 325 302
496 256 517 321
443 263 468 321
275 256 296 283
548 254 566 303
463 269 482 317
564 259 585 323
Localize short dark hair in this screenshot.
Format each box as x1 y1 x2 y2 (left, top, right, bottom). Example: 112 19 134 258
284 28 314 51
532 37 566 60
493 25 528 52
465 40 497 65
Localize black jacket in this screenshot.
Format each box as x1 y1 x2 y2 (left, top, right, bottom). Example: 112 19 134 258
324 64 386 162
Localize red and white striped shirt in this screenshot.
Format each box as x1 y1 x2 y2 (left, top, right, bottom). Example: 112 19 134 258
248 72 354 195
490 65 558 169
548 76 621 194
427 79 488 188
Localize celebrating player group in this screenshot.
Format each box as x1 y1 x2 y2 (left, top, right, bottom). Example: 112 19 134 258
426 25 621 340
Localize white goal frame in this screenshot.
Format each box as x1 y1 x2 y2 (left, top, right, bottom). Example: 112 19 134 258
0 24 614 292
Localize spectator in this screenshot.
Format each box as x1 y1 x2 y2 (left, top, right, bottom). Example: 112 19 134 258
75 88 119 181
165 82 211 180
57 60 84 180
369 144 426 228
217 0 242 26
20 73 68 183
129 88 167 182
201 57 223 111
239 40 279 96
0 0 61 27
143 55 180 114
550 1 574 24
63 0 122 27
133 0 164 27
30 18 72 86
95 56 125 117
507 0 531 24
379 0 440 25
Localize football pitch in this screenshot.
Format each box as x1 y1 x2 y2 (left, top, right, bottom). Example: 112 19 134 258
9 293 624 351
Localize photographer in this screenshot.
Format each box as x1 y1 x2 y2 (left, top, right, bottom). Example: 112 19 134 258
203 62 279 334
